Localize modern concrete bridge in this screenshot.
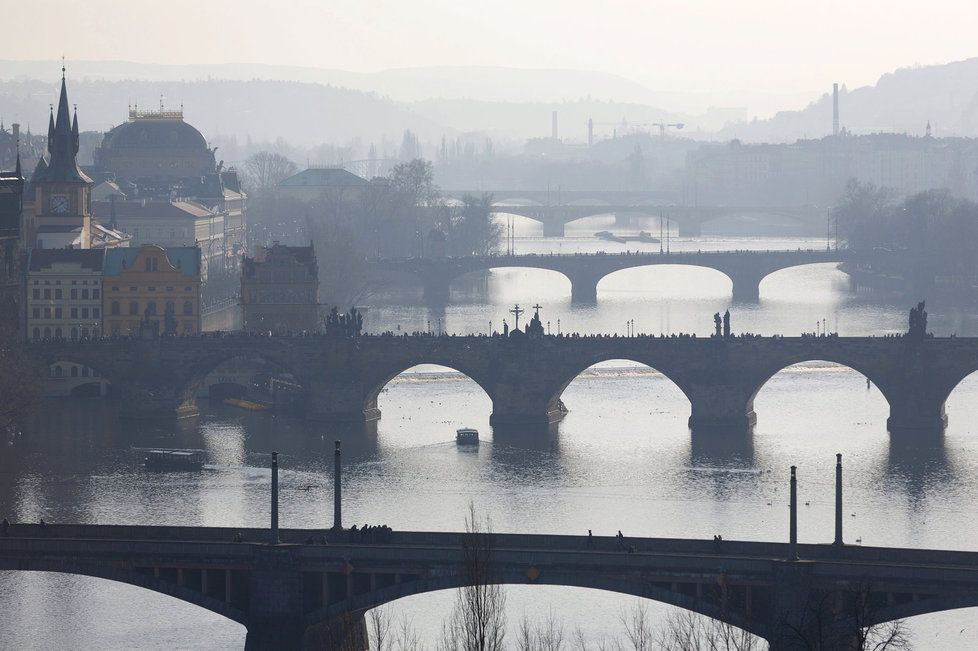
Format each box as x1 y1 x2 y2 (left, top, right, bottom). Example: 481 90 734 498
443 190 823 236
26 333 978 436
4 522 978 649
369 249 848 303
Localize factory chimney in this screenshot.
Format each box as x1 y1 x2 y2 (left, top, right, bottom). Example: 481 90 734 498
832 83 840 137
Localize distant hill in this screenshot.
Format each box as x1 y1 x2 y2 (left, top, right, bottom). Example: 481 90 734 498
719 58 978 142
0 78 447 154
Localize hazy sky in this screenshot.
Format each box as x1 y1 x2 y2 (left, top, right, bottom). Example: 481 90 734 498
6 0 978 93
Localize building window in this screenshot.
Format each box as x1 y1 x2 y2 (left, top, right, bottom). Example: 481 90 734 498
93 289 100 300
165 301 175 315
145 257 158 272
146 302 157 316
111 301 120 315
81 307 89 319
129 301 138 316
32 308 39 319
54 307 62 319
32 328 39 340
82 367 89 378
55 288 62 299
54 327 62 339
43 307 51 318
70 288 78 299
56 366 64 378
32 289 39 299
43 289 51 299
183 301 193 315
70 366 78 377
93 308 100 318
81 288 89 300
70 327 78 340
70 307 78 318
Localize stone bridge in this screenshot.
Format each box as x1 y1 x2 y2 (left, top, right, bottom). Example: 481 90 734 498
4 523 978 649
443 191 823 237
25 334 978 436
370 249 848 303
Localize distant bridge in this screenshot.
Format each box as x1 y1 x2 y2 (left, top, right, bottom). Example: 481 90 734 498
26 334 977 436
4 523 978 649
370 249 849 303
443 190 824 236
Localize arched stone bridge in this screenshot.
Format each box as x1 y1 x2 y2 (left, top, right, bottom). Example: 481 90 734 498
370 249 850 304
26 334 978 436
443 190 823 237
4 523 978 650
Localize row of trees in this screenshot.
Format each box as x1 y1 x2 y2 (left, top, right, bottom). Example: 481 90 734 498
242 152 500 305
833 180 978 283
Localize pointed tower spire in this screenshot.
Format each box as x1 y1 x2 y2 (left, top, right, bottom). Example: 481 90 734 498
47 105 55 151
72 104 80 156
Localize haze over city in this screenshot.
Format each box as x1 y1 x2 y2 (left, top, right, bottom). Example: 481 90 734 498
4 1 978 649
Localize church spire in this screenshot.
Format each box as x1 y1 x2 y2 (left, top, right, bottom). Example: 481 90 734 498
42 66 90 184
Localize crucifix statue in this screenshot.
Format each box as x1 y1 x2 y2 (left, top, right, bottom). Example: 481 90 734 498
509 304 525 331
532 303 542 318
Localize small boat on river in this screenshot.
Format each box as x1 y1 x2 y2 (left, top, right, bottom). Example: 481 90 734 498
456 428 480 446
137 448 207 471
223 398 270 411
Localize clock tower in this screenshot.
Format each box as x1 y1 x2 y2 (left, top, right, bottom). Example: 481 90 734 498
26 68 92 249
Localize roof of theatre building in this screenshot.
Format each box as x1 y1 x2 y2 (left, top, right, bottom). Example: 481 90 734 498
103 245 200 277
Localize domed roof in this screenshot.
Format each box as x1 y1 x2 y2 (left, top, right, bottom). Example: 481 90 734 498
101 114 209 153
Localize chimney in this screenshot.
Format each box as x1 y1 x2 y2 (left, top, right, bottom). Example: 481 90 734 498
832 83 840 136
587 118 594 148
551 111 558 140
11 123 19 143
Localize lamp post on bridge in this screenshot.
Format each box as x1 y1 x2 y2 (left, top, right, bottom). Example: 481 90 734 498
270 451 279 544
333 441 342 530
789 465 798 561
834 453 843 547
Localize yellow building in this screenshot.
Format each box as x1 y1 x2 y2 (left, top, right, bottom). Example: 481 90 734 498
102 244 201 336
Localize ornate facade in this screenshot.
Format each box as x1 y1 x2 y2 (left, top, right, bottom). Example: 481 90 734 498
241 243 319 334
102 245 201 336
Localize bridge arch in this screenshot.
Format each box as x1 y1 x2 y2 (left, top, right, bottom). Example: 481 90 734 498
747 358 895 434
0 562 248 627
178 351 308 414
596 264 733 301
550 358 692 427
306 570 762 641
364 362 495 425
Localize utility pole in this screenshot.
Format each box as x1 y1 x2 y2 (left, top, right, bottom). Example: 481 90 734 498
270 452 279 544
834 454 843 547
333 441 342 530
789 466 798 560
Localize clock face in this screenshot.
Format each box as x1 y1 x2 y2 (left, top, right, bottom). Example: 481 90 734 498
51 195 69 214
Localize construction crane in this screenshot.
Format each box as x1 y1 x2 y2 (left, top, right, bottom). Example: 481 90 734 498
589 118 685 141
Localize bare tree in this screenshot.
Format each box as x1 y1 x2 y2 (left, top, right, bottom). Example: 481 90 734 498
368 606 394 651
443 503 506 651
243 151 298 194
777 581 912 651
658 610 760 651
516 610 565 651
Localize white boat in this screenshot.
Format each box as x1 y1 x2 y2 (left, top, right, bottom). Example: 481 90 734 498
456 428 479 446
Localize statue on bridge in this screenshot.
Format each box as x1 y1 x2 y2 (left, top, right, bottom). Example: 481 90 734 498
723 310 731 339
325 307 364 339
908 301 928 339
526 304 545 338
713 312 722 338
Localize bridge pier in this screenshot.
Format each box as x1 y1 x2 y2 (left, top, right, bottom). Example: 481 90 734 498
886 402 947 438
420 274 452 306
686 384 756 434
307 380 381 423
677 220 702 238
727 270 764 302
567 272 602 303
245 549 305 651
542 220 566 237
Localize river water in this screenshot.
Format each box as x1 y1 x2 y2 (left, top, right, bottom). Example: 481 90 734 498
3 221 978 649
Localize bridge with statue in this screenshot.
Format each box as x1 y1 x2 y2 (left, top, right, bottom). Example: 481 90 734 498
4 453 978 650
369 249 849 304
25 329 978 436
442 190 825 237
